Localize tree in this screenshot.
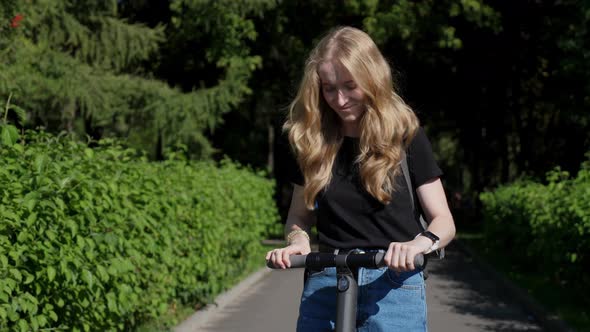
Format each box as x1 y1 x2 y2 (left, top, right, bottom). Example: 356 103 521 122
207 0 502 217
0 0 273 159
119 0 277 158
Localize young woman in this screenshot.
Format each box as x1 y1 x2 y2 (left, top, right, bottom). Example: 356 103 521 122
266 26 456 331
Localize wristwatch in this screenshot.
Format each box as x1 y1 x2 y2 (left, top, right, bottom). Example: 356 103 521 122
419 231 440 254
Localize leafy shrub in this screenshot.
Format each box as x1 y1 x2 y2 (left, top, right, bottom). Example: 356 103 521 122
0 131 279 331
479 157 590 288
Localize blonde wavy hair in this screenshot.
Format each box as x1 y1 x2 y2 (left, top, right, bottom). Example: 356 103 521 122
285 26 420 209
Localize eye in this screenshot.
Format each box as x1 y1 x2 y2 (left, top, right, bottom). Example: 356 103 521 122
345 83 357 90
323 86 336 93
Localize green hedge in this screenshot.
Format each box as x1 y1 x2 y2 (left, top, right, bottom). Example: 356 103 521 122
0 131 279 331
479 157 590 289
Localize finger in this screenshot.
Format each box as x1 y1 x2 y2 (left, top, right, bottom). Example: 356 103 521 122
282 249 291 268
277 250 287 269
392 243 401 271
272 250 284 269
399 246 408 271
384 243 395 267
407 251 415 271
269 250 276 267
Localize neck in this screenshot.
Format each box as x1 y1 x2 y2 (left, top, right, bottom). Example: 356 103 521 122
341 121 360 137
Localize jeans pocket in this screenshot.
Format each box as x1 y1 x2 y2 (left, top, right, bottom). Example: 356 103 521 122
306 268 326 279
303 267 327 285
384 268 424 291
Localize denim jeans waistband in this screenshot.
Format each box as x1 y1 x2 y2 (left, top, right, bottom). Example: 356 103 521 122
318 244 386 254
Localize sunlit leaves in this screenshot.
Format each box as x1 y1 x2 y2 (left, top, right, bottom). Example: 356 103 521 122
0 130 278 330
479 160 590 292
364 0 501 51
47 267 56 282
0 125 18 146
1 0 269 160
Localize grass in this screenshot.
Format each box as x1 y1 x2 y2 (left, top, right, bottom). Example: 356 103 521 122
135 241 278 332
457 229 590 332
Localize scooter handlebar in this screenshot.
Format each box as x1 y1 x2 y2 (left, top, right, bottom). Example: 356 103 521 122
267 251 425 270
288 254 308 268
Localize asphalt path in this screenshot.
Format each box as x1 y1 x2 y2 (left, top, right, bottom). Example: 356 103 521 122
178 242 545 331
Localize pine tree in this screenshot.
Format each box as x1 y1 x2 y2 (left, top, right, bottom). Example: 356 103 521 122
0 0 272 158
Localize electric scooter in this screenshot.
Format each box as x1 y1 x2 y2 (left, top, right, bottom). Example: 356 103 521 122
268 251 424 332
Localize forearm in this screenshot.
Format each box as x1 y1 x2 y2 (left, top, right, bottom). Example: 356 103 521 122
284 215 315 243
415 178 457 249
283 184 315 245
425 214 456 248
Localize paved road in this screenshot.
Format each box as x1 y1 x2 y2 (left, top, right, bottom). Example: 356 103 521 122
424 244 541 331
183 243 543 331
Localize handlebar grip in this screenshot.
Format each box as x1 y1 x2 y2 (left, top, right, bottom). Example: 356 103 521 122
414 253 425 269
266 254 308 269
267 252 425 270
374 252 424 269
289 255 307 268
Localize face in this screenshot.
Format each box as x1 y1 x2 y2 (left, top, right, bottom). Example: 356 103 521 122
318 60 366 135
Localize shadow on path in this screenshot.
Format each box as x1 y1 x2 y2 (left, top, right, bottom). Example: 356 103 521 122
426 242 542 331
182 241 546 332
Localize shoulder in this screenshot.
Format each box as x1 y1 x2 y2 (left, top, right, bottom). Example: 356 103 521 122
407 127 429 151
406 127 443 187
281 132 304 186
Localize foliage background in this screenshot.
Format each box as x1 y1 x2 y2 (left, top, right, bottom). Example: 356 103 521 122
0 131 278 331
2 0 588 199
1 0 589 330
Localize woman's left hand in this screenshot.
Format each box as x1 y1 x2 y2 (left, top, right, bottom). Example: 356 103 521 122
384 236 433 272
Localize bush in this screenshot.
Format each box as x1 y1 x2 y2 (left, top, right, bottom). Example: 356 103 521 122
479 157 590 289
0 131 279 331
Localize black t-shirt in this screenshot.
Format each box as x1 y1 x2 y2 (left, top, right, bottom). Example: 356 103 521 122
288 127 442 249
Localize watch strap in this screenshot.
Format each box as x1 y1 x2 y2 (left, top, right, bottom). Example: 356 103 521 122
419 231 440 254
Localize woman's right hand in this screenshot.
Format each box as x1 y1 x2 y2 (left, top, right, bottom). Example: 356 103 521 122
265 241 311 269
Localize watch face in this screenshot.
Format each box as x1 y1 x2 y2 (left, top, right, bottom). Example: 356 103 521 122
423 231 440 242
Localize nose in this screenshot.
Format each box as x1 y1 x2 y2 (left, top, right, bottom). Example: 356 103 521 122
337 89 348 107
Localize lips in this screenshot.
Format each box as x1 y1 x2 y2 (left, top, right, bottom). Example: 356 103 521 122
339 105 357 111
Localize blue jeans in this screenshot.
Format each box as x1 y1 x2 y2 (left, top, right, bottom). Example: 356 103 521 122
296 265 427 331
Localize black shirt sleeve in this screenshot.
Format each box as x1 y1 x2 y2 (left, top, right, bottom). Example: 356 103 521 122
279 132 304 186
407 127 443 187
288 152 304 186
